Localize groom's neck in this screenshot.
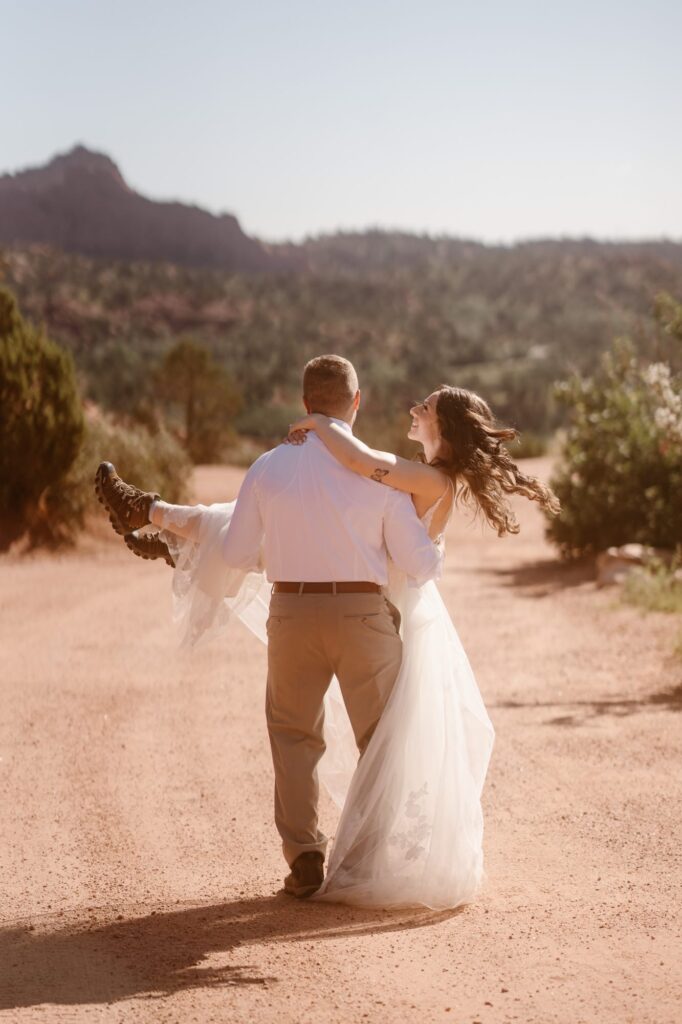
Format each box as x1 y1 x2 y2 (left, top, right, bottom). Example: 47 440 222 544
310 407 355 428
331 414 355 430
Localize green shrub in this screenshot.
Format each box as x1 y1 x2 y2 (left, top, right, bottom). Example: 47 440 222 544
0 287 83 549
622 557 682 614
235 401 304 442
546 341 682 557
39 413 192 546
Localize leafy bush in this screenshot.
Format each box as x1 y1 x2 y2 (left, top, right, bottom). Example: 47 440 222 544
234 401 304 442
38 413 192 547
546 341 682 557
622 557 682 615
0 287 83 549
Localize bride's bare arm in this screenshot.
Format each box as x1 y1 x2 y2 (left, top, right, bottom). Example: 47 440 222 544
287 413 447 502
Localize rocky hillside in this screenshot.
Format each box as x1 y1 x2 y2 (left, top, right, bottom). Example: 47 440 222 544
0 146 291 272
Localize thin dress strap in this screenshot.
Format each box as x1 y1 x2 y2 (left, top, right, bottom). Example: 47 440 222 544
422 477 455 540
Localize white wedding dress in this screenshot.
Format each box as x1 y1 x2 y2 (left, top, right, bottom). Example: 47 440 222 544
156 488 495 911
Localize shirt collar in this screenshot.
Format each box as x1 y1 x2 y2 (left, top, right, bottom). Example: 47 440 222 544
328 417 353 434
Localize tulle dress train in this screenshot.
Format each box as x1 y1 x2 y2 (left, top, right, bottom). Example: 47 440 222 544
154 495 495 911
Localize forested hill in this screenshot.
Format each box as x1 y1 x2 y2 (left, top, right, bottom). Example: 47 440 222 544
2 232 681 448
284 231 682 276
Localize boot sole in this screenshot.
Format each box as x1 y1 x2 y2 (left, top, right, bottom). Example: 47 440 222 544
94 463 127 536
125 532 175 568
283 882 322 899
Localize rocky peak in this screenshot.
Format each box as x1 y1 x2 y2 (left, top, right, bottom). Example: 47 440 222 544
0 145 289 272
2 144 129 193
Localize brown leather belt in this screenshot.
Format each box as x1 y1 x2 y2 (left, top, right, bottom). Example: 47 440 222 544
272 581 382 595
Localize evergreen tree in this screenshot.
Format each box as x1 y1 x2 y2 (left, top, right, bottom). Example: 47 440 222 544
0 288 83 548
157 337 241 462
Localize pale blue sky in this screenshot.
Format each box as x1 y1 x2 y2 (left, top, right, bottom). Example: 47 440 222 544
3 0 681 242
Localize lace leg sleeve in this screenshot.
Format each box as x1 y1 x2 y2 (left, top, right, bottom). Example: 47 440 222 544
150 500 206 542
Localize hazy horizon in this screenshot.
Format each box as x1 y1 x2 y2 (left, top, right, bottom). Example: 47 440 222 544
5 1 681 245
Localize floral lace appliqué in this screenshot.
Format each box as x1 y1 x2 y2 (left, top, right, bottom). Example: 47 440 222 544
388 782 431 862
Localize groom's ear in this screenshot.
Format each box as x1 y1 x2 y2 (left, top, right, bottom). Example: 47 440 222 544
353 390 361 411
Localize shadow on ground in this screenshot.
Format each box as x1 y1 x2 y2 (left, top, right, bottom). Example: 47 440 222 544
487 557 595 597
494 680 682 725
0 894 459 1011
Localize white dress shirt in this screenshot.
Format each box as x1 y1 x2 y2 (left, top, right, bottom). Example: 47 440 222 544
221 421 442 586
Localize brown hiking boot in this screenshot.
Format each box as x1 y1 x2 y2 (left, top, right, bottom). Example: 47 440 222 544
283 852 325 899
94 462 159 536
124 530 175 568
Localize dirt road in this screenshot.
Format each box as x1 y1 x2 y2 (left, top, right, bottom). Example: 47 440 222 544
1 458 680 1023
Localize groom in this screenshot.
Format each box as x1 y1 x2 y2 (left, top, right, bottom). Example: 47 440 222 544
98 355 442 897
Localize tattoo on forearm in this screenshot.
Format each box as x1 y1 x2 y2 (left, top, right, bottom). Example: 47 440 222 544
370 468 390 484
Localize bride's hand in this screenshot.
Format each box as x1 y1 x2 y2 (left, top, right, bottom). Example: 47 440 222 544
289 414 320 432
283 428 309 446
283 413 323 446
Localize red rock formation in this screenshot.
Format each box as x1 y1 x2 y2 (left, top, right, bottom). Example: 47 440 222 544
0 145 289 272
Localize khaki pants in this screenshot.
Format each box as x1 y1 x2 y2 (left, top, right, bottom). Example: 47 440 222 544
265 591 402 867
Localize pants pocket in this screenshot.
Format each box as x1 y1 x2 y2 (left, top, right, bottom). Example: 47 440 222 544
266 614 294 638
344 610 398 639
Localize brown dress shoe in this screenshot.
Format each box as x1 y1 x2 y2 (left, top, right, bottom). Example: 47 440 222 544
94 462 159 536
124 530 175 568
283 852 325 898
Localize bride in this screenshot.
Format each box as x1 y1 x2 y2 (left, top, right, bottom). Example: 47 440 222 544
97 384 559 910
280 386 559 908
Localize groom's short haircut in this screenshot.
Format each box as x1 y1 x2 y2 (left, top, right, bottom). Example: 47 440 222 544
303 355 359 416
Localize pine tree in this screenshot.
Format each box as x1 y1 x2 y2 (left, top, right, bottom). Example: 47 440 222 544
157 337 242 462
0 287 84 548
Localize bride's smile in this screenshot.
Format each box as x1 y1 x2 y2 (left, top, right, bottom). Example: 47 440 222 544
408 392 441 446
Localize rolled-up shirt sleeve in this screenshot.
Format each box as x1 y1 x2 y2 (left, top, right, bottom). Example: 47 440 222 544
383 489 444 586
221 456 267 572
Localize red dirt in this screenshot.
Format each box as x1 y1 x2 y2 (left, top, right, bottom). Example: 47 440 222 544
1 458 680 1023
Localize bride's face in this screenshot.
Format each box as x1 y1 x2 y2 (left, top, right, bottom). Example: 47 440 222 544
408 391 441 446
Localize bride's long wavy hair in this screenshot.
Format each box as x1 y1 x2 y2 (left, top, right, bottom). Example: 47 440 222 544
422 385 560 536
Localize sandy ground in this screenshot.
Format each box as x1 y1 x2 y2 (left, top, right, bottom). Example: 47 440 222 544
0 457 680 1024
